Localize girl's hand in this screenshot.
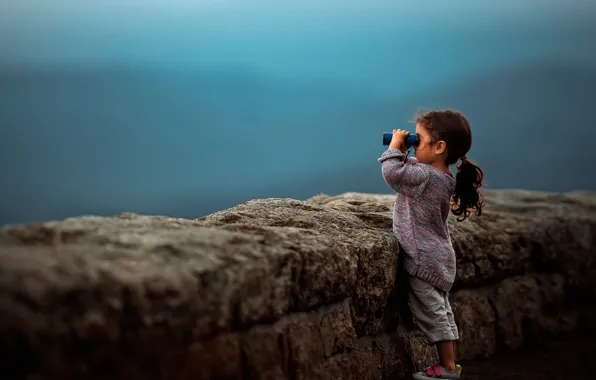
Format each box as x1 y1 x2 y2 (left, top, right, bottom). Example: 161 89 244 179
388 129 410 151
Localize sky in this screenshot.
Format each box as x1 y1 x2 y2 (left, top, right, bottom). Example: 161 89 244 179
2 1 595 91
2 1 595 64
0 0 595 225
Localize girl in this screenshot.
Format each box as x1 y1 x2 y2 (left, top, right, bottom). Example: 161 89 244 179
378 109 484 379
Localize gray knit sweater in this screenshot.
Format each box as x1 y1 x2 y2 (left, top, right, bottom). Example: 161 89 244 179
378 148 457 292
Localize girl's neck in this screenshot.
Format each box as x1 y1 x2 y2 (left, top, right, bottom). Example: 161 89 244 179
432 161 452 176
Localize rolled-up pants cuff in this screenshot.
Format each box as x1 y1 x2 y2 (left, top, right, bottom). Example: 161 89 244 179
424 326 458 345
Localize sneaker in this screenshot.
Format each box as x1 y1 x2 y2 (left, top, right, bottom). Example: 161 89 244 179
412 363 462 379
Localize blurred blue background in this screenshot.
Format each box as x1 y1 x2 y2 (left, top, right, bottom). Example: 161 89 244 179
1 0 595 225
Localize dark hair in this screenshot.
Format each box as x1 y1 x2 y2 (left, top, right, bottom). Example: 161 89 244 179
415 109 484 222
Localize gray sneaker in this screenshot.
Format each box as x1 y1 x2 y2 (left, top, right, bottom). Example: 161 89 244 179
412 363 462 379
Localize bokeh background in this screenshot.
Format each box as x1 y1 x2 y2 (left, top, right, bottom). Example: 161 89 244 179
1 0 595 225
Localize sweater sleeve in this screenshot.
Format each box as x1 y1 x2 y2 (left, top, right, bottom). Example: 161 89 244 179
378 148 431 198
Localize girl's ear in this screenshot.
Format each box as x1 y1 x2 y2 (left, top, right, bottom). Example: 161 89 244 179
434 140 447 155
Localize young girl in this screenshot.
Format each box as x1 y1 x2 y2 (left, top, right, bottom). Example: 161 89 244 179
378 109 484 379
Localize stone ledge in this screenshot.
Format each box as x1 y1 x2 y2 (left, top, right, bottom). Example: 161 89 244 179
0 190 594 379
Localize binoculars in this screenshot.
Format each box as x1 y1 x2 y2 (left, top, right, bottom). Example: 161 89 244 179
382 132 420 148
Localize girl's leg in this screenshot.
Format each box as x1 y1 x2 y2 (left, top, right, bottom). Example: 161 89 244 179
436 340 456 372
408 278 461 379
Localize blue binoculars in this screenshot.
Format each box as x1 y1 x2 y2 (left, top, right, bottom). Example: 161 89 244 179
382 132 420 148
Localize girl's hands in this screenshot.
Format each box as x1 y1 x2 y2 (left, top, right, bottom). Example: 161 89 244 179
389 129 410 151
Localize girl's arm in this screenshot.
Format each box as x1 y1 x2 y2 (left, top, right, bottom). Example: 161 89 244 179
378 148 431 198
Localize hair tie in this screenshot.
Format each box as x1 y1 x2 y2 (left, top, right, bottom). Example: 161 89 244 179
460 155 468 161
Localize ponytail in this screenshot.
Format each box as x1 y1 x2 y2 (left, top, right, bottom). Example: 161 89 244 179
414 108 483 221
451 158 484 222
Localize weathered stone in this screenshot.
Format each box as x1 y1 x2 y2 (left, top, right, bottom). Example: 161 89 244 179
490 276 544 350
318 301 357 357
371 335 408 378
186 333 242 380
309 190 596 294
449 273 595 359
402 330 440 373
241 327 285 380
199 199 398 336
307 343 383 380
0 190 594 379
450 290 497 359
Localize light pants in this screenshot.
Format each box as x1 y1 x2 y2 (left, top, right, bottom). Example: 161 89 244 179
408 275 459 345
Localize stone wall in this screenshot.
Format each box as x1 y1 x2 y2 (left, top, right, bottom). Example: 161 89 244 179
0 190 595 379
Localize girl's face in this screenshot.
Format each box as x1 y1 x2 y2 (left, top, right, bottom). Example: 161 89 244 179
413 123 437 164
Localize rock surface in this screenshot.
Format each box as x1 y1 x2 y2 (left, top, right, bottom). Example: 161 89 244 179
0 190 595 379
